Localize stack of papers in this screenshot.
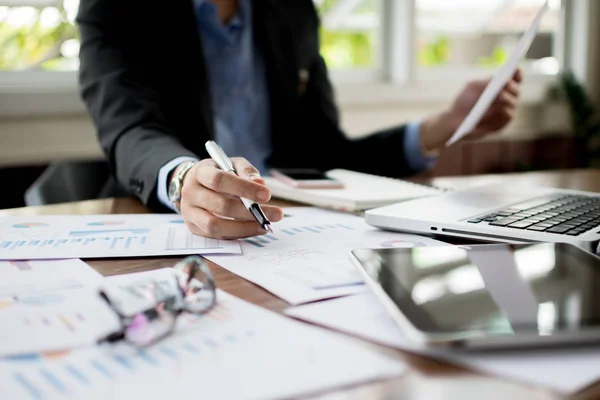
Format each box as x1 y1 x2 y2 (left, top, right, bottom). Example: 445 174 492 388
286 292 600 395
0 270 407 400
206 207 448 304
265 169 443 212
0 214 241 260
0 210 413 400
0 259 119 356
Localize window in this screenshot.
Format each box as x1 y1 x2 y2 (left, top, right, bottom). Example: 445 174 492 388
0 0 569 78
314 0 381 71
0 0 80 71
0 0 592 112
315 0 566 86
415 0 563 81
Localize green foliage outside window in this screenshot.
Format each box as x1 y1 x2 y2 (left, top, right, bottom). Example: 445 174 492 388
319 28 374 69
418 37 510 69
2 0 377 72
477 47 510 68
316 0 377 70
418 37 450 67
0 3 77 70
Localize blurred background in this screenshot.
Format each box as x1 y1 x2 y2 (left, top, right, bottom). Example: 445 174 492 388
0 0 599 208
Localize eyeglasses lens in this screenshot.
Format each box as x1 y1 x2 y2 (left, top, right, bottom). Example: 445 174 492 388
174 257 216 314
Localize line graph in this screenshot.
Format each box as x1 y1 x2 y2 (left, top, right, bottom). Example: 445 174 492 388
246 249 330 266
243 248 364 290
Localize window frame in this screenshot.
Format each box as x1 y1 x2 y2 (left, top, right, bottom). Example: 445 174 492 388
331 0 575 98
0 0 593 116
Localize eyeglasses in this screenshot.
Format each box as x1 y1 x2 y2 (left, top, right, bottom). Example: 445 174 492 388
99 256 216 347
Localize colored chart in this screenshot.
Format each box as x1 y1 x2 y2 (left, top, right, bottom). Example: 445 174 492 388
170 219 185 224
0 292 67 310
17 292 66 306
12 223 49 229
7 329 257 399
87 221 125 226
0 298 13 309
380 240 426 248
0 235 148 252
7 350 71 362
244 223 355 248
69 229 150 237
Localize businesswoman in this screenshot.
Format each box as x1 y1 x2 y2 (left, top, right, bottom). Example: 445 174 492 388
76 0 521 239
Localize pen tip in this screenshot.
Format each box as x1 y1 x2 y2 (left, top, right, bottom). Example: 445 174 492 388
266 224 274 235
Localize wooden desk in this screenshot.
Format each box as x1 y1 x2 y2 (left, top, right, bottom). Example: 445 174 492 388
2 169 599 400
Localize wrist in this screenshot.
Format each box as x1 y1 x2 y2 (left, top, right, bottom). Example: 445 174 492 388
167 160 198 210
169 161 194 188
420 110 461 154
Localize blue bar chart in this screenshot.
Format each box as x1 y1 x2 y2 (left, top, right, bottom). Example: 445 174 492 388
6 328 257 399
0 235 148 253
243 223 355 248
0 216 241 259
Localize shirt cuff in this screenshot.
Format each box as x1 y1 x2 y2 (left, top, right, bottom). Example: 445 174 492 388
404 121 438 172
157 156 200 212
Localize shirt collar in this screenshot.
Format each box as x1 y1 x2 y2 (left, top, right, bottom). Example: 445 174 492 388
194 0 246 30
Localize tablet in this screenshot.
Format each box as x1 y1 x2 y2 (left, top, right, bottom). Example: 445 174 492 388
350 243 600 350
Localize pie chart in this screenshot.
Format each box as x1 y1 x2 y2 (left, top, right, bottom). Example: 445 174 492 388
380 240 426 248
12 222 49 229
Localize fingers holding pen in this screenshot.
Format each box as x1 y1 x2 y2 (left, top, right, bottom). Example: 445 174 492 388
195 160 271 203
178 158 283 239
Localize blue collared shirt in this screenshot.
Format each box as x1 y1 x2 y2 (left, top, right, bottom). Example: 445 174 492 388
157 0 436 210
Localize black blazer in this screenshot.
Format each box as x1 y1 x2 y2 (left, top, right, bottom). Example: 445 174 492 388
76 0 414 211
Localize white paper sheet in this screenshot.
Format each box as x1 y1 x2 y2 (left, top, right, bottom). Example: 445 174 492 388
446 0 549 146
0 258 103 293
0 259 120 356
206 207 448 304
0 287 407 400
0 214 241 259
286 292 600 395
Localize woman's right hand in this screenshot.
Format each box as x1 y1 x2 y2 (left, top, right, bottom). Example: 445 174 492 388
176 158 284 239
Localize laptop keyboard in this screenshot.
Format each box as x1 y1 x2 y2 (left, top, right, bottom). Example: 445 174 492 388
466 194 600 236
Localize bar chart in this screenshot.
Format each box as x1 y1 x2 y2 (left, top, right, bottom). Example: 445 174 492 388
0 289 407 400
6 329 258 400
0 296 121 357
243 223 355 248
3 296 255 400
0 215 242 259
0 235 148 252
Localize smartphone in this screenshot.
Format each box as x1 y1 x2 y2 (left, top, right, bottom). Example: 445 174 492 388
269 168 345 189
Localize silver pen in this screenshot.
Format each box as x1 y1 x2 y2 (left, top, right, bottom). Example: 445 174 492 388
205 141 274 234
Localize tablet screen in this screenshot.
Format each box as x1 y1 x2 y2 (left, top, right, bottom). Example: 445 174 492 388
352 243 600 336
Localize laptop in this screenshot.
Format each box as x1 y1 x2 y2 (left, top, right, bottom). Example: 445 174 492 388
365 182 600 253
